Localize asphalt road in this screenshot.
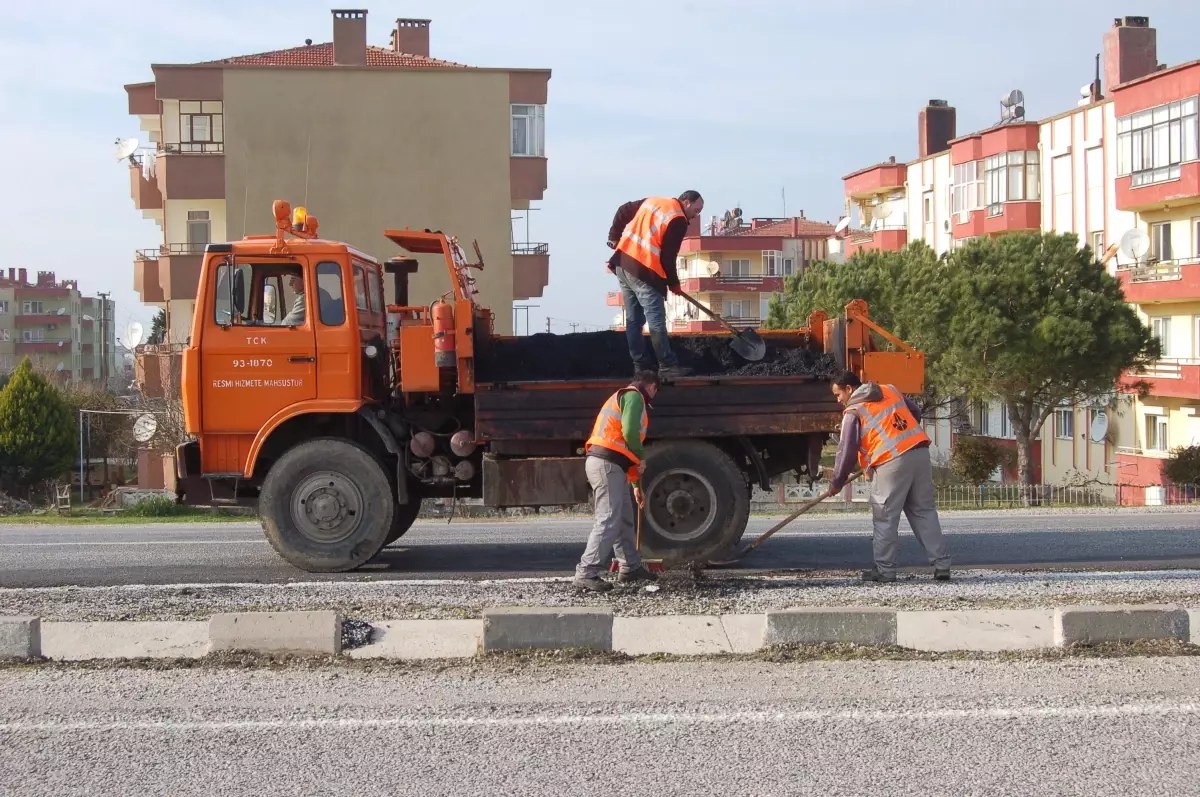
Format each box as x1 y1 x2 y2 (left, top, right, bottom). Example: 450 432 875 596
2 657 1199 796
3 509 1200 588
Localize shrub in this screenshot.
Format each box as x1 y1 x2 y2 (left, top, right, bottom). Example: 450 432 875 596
950 435 1013 484
1164 445 1200 487
0 359 76 493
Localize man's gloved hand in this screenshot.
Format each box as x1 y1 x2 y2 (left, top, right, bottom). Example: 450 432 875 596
606 240 617 249
669 283 684 296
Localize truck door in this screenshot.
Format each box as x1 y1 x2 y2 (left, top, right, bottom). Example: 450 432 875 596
202 260 318 454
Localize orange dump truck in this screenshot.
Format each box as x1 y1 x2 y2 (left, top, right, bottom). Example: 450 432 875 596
175 201 926 572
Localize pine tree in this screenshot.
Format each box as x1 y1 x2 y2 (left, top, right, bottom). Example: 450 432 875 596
0 358 77 493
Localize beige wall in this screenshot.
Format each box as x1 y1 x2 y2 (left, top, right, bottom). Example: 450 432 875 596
222 68 517 334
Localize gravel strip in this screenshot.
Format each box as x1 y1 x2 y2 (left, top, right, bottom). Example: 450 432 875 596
3 568 1200 621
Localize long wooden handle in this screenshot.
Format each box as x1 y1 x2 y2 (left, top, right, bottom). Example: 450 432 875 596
745 470 864 554
679 291 739 334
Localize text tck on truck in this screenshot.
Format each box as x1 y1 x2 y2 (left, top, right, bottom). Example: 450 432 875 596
175 200 926 573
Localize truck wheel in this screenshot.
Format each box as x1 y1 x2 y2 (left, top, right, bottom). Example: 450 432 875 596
639 440 750 566
259 438 395 572
383 498 421 547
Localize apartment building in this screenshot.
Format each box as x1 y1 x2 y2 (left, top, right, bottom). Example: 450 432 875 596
0 268 117 384
608 213 834 331
81 295 119 387
124 7 551 348
833 15 1200 495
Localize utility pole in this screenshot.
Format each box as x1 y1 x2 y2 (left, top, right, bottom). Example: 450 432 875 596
97 291 110 386
545 317 551 334
569 323 579 333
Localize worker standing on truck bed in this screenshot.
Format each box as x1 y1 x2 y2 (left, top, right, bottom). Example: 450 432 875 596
606 191 705 380
824 370 952 582
574 370 662 592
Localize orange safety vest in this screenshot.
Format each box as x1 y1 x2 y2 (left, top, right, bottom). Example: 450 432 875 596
615 197 685 280
585 387 649 482
845 383 929 471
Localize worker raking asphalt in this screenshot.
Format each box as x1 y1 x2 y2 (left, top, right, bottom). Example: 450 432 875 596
477 331 839 382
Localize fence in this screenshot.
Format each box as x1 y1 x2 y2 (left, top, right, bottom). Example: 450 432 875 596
750 480 1200 509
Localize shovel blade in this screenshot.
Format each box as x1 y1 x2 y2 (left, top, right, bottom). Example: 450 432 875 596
729 328 766 361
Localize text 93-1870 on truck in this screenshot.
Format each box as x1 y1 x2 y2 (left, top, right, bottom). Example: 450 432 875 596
174 200 926 573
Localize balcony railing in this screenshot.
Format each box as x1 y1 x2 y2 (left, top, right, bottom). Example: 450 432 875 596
1123 257 1200 282
1138 358 1200 379
161 143 224 154
512 242 549 256
137 242 209 259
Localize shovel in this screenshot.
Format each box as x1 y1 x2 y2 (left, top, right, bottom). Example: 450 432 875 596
676 290 766 361
706 470 865 566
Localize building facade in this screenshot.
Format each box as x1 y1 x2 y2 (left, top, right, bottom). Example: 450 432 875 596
832 15 1200 497
124 7 551 349
0 268 116 385
608 214 834 331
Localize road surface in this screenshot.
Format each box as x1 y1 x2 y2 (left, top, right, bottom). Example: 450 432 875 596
2 657 1199 795
2 509 1200 587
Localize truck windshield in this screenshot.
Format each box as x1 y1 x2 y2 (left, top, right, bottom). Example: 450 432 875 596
213 261 310 327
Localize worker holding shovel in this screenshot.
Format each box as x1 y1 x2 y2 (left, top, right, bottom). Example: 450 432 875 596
825 370 952 582
573 370 661 592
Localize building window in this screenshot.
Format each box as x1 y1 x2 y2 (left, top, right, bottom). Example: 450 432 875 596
721 259 750 278
178 101 223 153
1055 405 1074 440
21 301 44 315
984 151 1040 215
782 257 795 276
1091 231 1105 258
977 402 991 436
1086 147 1105 234
1052 155 1072 234
0 300 8 314
1151 316 1172 357
1146 414 1169 452
999 403 1010 439
1194 217 1200 259
511 104 545 157
187 211 211 251
22 329 45 342
723 299 754 319
1151 222 1172 262
1116 97 1199 187
951 161 984 216
763 250 785 276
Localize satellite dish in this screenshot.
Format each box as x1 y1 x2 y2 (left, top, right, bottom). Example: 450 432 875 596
114 137 139 160
125 321 144 347
55 363 66 371
1089 411 1109 443
57 307 67 315
876 203 893 220
133 414 159 443
1119 229 1150 262
706 260 721 277
834 217 850 235
82 314 95 322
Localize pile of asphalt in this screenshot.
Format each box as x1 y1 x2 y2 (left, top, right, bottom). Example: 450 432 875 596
476 331 839 382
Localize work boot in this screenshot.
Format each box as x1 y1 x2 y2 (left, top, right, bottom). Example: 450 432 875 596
861 568 897 583
658 364 694 380
934 568 952 581
618 566 658 584
573 576 613 593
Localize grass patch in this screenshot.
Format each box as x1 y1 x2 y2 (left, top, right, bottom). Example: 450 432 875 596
0 503 255 525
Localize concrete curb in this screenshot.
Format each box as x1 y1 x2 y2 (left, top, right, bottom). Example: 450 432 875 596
1 605 1195 662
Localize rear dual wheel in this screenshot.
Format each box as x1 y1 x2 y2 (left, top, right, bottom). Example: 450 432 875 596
259 438 395 572
638 440 751 566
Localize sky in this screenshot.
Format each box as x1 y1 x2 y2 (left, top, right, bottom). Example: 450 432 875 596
3 0 1199 339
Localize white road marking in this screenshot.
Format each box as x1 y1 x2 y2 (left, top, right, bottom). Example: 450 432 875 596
0 541 261 547
3 703 1199 734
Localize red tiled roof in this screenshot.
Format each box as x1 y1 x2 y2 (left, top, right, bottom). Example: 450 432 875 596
724 218 837 238
196 42 469 69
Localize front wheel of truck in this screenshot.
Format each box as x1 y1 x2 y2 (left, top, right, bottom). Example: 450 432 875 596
259 438 395 572
638 440 750 566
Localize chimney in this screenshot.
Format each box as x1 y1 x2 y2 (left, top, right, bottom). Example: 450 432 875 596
390 18 431 57
6 268 13 282
1104 16 1157 90
918 100 956 158
18 268 27 285
332 9 368 66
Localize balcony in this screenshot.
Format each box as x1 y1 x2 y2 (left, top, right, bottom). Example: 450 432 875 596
135 343 184 399
1115 162 1200 212
128 150 163 211
843 160 907 201
1116 258 1200 303
135 244 204 301
512 242 549 301
13 313 68 326
845 228 908 257
156 145 225 200
606 291 623 307
679 275 785 294
15 338 73 354
510 157 547 204
1120 358 1200 400
672 317 761 333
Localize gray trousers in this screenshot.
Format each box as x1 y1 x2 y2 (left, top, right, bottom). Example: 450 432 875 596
577 456 643 578
868 445 951 572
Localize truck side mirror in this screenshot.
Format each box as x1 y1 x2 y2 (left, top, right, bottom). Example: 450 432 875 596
233 269 246 316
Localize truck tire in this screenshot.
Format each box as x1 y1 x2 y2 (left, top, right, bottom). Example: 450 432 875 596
639 440 750 566
383 497 421 547
259 438 395 572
